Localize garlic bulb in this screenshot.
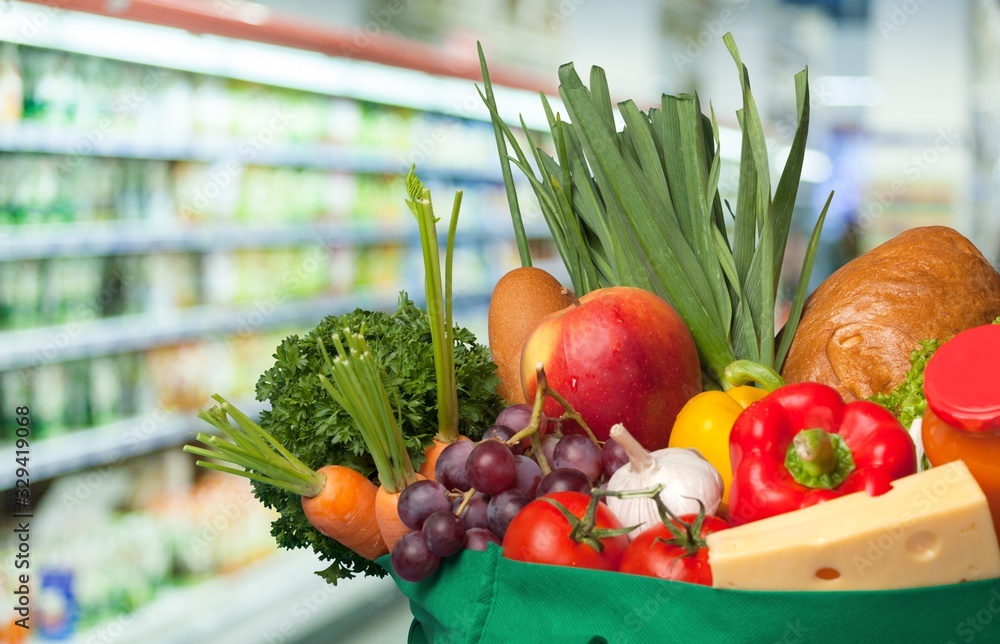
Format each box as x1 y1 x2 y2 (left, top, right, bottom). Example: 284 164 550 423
605 423 723 539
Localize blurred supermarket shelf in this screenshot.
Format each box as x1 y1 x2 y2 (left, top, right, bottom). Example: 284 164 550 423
68 547 407 644
0 220 552 261
0 400 266 489
0 123 506 182
0 290 491 371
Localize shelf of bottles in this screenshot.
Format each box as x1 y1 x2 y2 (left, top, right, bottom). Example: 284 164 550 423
0 8 554 639
0 40 544 487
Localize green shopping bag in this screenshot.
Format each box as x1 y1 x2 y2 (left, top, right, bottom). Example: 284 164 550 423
379 544 1000 643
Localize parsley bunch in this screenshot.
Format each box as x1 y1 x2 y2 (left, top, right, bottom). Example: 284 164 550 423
252 292 502 583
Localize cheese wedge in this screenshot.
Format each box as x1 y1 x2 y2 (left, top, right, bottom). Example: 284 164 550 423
707 461 1000 590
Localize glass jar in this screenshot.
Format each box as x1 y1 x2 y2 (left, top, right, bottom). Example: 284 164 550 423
922 324 1000 532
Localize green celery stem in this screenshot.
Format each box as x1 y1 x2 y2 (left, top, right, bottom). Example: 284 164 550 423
792 428 837 477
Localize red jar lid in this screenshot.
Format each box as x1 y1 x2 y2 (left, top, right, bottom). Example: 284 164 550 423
924 324 1000 432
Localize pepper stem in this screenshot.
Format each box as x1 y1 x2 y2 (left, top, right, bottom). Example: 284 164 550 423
723 360 785 393
794 429 836 476
785 428 855 490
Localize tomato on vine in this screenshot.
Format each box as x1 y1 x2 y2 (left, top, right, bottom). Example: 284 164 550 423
502 491 632 571
619 512 729 585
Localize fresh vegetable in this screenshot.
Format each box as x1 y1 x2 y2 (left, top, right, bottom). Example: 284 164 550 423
185 396 387 560
619 504 730 585
669 385 769 504
316 327 422 551
403 167 471 479
728 381 917 526
605 424 723 539
253 292 501 583
502 491 631 571
867 338 943 429
478 35 831 390
869 318 1000 429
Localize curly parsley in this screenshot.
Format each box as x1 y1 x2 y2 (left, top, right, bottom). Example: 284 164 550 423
252 292 501 583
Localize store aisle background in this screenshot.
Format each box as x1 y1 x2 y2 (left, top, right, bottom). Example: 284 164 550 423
0 0 997 642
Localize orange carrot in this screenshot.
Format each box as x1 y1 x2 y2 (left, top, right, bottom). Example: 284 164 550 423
419 436 471 480
303 465 387 560
318 331 421 552
186 397 387 560
374 473 426 551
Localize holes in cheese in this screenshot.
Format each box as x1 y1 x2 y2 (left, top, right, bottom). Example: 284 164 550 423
905 531 941 561
706 461 1000 590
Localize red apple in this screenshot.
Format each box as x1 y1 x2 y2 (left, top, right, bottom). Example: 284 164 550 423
520 286 701 451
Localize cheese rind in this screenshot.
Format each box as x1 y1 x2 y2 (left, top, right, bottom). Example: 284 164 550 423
707 461 1000 590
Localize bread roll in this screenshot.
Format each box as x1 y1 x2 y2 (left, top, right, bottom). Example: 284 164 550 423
780 226 1000 401
488 267 574 404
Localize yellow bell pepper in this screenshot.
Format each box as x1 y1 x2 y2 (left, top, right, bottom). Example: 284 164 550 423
669 386 768 504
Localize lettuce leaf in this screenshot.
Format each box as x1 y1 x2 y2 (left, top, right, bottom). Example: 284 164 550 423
868 339 944 429
871 318 1000 428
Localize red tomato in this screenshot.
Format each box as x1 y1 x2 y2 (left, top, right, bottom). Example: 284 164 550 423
619 514 730 585
502 491 629 571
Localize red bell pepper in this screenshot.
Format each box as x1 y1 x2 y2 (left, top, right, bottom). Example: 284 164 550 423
728 382 917 526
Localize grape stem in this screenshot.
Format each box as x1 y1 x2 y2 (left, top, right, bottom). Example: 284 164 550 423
506 363 600 474
453 487 477 517
507 362 552 474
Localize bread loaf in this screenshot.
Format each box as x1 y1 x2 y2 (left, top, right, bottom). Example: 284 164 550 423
780 226 1000 401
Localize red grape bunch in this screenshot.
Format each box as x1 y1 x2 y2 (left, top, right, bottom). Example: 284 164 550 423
390 403 629 582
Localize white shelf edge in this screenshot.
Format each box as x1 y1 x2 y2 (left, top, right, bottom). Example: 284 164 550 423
0 400 267 489
0 124 505 181
0 2 558 130
0 291 492 372
0 221 550 261
0 292 393 371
